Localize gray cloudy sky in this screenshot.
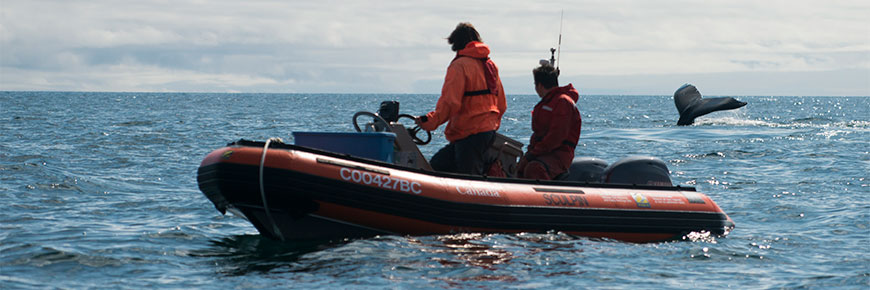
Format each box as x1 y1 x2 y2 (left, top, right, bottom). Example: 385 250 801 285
1 0 868 95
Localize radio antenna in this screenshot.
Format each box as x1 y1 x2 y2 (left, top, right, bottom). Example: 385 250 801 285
546 10 564 70
557 9 563 70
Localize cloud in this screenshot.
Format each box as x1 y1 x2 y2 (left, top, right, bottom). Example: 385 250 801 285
1 0 868 95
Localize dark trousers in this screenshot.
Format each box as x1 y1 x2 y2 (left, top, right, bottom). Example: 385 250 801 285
429 130 495 175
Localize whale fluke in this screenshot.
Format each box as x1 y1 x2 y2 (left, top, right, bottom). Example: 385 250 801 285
674 84 747 125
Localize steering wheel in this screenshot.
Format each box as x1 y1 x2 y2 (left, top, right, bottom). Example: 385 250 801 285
397 114 432 145
353 111 391 133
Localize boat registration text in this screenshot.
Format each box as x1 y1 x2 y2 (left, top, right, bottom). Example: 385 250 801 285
339 168 422 194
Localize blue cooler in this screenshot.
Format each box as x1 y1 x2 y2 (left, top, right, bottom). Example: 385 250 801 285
292 131 396 162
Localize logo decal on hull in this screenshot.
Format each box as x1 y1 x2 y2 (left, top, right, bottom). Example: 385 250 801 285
221 150 233 159
630 192 651 208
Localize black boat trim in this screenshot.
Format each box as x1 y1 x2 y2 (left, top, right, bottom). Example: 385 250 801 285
310 213 398 234
534 187 586 194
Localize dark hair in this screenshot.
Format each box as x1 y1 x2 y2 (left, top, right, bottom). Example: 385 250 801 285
448 22 481 52
533 65 559 89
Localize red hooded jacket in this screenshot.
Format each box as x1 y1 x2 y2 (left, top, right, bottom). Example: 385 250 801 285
420 41 507 142
527 83 582 171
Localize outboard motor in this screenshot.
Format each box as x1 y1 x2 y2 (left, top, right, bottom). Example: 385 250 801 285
602 156 672 186
378 101 400 124
358 101 399 132
561 157 608 182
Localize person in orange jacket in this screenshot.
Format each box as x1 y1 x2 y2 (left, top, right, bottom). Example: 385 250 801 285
415 22 507 175
518 64 581 180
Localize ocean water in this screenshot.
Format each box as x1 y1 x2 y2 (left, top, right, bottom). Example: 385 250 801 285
1 91 868 289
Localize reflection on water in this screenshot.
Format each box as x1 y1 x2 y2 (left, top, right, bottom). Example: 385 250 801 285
417 233 514 270
192 231 590 283
413 232 585 283
190 235 338 276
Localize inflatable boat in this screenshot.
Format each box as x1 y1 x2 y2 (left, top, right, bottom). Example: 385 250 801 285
197 102 734 243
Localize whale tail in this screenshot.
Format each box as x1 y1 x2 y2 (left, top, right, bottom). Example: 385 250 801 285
674 84 747 125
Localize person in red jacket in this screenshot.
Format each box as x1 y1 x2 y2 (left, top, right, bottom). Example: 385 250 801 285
415 22 507 175
518 64 581 180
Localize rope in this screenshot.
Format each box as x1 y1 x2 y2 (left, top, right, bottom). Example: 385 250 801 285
259 137 285 241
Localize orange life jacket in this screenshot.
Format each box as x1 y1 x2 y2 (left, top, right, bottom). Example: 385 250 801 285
420 41 507 142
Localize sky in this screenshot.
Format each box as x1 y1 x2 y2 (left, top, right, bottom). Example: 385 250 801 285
1 0 868 96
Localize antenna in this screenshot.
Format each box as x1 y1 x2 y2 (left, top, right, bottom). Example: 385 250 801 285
556 9 563 70
544 10 565 70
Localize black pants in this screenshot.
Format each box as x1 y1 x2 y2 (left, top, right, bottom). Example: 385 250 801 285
429 130 495 175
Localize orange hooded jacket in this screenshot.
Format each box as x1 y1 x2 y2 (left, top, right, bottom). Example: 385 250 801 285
420 41 507 142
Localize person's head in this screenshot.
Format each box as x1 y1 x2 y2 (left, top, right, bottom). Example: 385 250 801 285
447 22 481 52
533 65 559 97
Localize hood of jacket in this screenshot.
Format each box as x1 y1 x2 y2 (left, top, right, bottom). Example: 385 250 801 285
543 83 579 103
456 41 491 59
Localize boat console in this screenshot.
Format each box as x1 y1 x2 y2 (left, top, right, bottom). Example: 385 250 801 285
345 101 524 176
